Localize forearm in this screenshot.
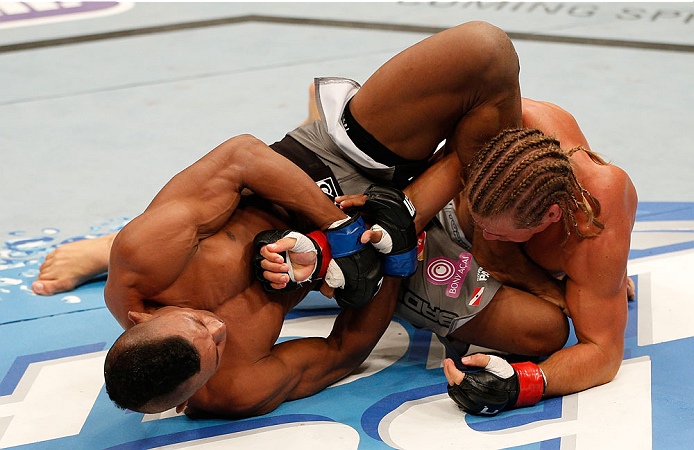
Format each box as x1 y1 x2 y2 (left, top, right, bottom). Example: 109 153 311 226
403 152 463 234
539 341 623 397
540 275 629 397
286 278 401 399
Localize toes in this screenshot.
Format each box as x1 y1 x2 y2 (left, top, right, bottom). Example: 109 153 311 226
31 281 46 295
32 278 75 296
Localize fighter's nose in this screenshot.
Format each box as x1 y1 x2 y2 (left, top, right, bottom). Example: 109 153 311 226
210 319 227 343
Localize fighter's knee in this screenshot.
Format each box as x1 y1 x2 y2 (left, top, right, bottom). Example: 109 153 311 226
454 21 519 83
219 134 265 160
226 133 262 149
463 21 517 57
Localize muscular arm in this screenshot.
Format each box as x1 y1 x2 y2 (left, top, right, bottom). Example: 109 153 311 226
538 177 636 395
539 239 629 396
515 102 635 395
105 134 348 327
404 151 463 233
193 278 401 417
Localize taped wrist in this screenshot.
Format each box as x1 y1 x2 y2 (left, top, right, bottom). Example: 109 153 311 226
325 214 366 257
253 230 299 292
253 229 328 293
305 230 331 278
510 362 545 407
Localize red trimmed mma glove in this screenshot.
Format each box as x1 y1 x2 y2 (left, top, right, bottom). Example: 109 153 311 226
353 184 417 277
323 213 385 308
252 229 331 292
447 355 546 416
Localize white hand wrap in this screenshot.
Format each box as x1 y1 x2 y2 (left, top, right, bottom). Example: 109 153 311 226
484 355 515 379
284 231 317 283
370 224 393 254
325 259 345 289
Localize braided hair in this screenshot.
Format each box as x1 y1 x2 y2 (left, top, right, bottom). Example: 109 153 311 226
466 128 605 241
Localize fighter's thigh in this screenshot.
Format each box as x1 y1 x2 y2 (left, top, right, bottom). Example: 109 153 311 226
351 21 520 159
451 285 569 356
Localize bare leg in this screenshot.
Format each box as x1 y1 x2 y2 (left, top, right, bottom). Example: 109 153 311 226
299 82 321 126
32 233 116 295
626 276 635 301
351 21 522 168
450 285 570 357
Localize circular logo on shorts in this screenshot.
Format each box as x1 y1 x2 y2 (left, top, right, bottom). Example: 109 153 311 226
426 257 456 283
425 253 472 298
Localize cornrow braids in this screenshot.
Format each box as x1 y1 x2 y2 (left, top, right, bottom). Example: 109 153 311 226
468 128 544 206
500 163 572 217
568 145 609 166
485 148 569 216
467 128 604 241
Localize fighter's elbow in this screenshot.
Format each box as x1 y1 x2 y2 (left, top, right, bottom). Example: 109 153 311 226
603 354 623 384
594 344 624 386
330 338 372 374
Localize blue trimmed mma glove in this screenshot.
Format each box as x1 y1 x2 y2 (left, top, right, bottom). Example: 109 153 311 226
355 184 417 277
323 214 385 308
252 229 331 292
447 355 546 416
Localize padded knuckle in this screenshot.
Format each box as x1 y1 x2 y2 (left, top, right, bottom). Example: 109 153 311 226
333 245 384 308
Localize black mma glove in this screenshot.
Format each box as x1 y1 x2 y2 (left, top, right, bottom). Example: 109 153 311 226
323 214 385 308
447 355 546 416
355 184 417 277
252 229 331 292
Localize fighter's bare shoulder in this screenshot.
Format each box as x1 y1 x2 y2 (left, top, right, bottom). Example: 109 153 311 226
561 155 637 294
521 98 590 149
188 351 291 418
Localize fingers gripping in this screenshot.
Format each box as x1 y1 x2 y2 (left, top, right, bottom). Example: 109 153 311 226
357 185 417 277
253 230 323 292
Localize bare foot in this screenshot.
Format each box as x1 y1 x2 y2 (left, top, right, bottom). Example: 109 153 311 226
32 233 116 295
626 276 636 301
299 82 321 126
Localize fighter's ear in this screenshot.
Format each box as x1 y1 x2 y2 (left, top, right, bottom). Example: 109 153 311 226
175 400 188 414
128 311 153 325
546 204 563 223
